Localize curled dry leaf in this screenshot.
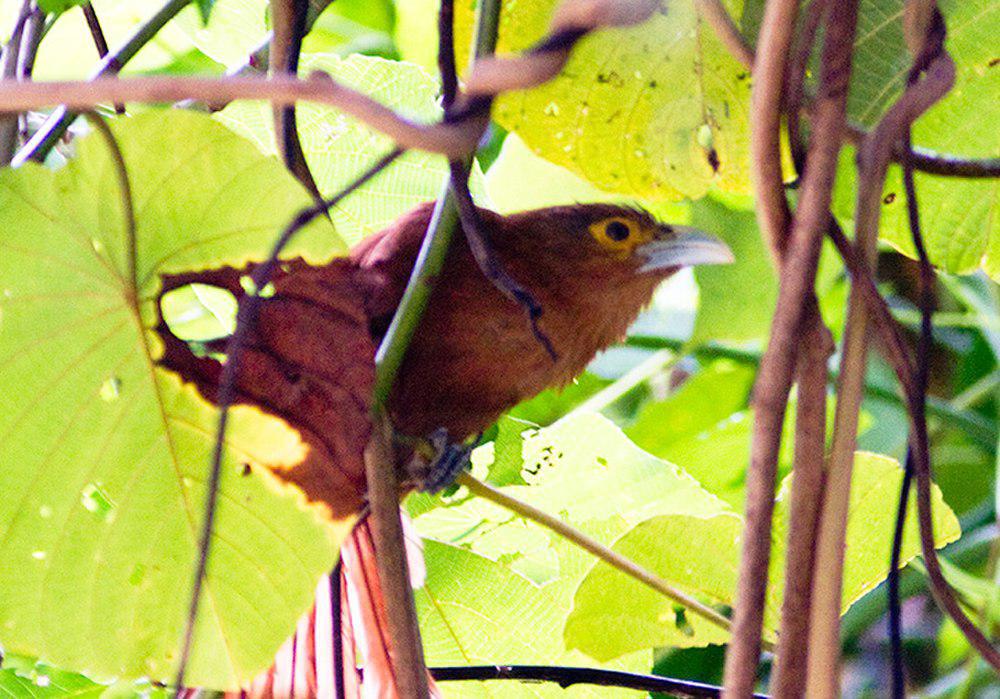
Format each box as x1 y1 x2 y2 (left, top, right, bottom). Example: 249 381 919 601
155 259 376 520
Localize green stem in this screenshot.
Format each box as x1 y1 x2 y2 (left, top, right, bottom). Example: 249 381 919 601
12 0 192 166
372 0 502 406
625 335 997 451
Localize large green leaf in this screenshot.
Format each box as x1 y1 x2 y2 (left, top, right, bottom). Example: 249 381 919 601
826 0 1000 278
456 0 752 200
0 110 354 689
217 52 479 246
416 541 646 698
564 452 960 660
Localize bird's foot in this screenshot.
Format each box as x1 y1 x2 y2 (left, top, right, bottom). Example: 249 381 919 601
410 428 477 493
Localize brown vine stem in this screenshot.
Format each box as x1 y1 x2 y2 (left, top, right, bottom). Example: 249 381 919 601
736 0 795 259
721 0 859 695
0 74 488 157
269 0 323 202
770 316 833 697
364 416 429 698
804 39 958 699
0 0 32 165
455 472 751 643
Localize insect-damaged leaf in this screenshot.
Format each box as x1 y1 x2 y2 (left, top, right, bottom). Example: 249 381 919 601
0 111 357 689
456 0 752 200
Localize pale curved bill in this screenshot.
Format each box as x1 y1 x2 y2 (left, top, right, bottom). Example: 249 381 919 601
637 228 735 271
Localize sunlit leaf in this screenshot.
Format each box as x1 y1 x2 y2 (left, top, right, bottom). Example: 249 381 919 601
0 111 354 689
416 541 648 698
457 0 752 200
565 452 960 660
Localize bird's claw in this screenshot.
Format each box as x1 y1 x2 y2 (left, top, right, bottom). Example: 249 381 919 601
413 428 476 493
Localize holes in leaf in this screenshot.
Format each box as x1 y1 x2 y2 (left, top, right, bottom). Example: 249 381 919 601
160 283 237 358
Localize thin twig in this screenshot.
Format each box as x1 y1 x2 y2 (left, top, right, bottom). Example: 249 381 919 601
81 112 137 294
784 0 827 170
364 415 430 698
1 74 489 159
430 665 770 698
357 1 502 694
270 0 323 201
172 148 402 695
80 4 126 116
12 0 192 166
0 0 32 166
456 472 750 643
888 454 914 698
744 0 797 261
16 4 44 81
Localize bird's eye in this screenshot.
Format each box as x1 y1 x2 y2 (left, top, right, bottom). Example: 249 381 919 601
605 220 631 241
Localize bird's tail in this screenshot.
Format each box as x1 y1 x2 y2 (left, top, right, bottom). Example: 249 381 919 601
209 514 439 698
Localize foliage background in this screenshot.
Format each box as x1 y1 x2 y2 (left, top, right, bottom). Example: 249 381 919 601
0 0 996 695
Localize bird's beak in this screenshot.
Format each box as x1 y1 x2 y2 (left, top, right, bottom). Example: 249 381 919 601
636 226 734 272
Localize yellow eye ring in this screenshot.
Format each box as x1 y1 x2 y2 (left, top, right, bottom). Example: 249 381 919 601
589 217 643 255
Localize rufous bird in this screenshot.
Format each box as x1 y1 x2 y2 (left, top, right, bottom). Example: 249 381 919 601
157 201 732 697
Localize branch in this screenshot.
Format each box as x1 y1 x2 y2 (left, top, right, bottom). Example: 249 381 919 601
430 665 770 698
841 122 1000 178
269 0 323 201
364 415 429 698
770 315 833 698
1 74 490 158
0 0 32 166
358 1 502 694
80 3 125 114
455 472 748 644
12 0 192 166
172 148 402 695
805 28 959 699
722 0 860 695
448 160 558 359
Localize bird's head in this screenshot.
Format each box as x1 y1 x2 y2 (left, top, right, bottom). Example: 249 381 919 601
483 203 734 369
498 203 733 286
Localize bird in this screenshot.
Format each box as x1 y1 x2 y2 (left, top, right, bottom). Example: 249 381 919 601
156 201 732 697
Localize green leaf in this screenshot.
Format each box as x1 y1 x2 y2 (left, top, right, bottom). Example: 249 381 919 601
688 194 778 344
178 0 268 68
486 416 532 486
832 0 1000 279
0 110 355 689
457 0 753 200
393 0 439 71
564 452 960 660
217 52 485 246
564 513 741 658
416 540 648 697
626 359 755 453
35 0 86 12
